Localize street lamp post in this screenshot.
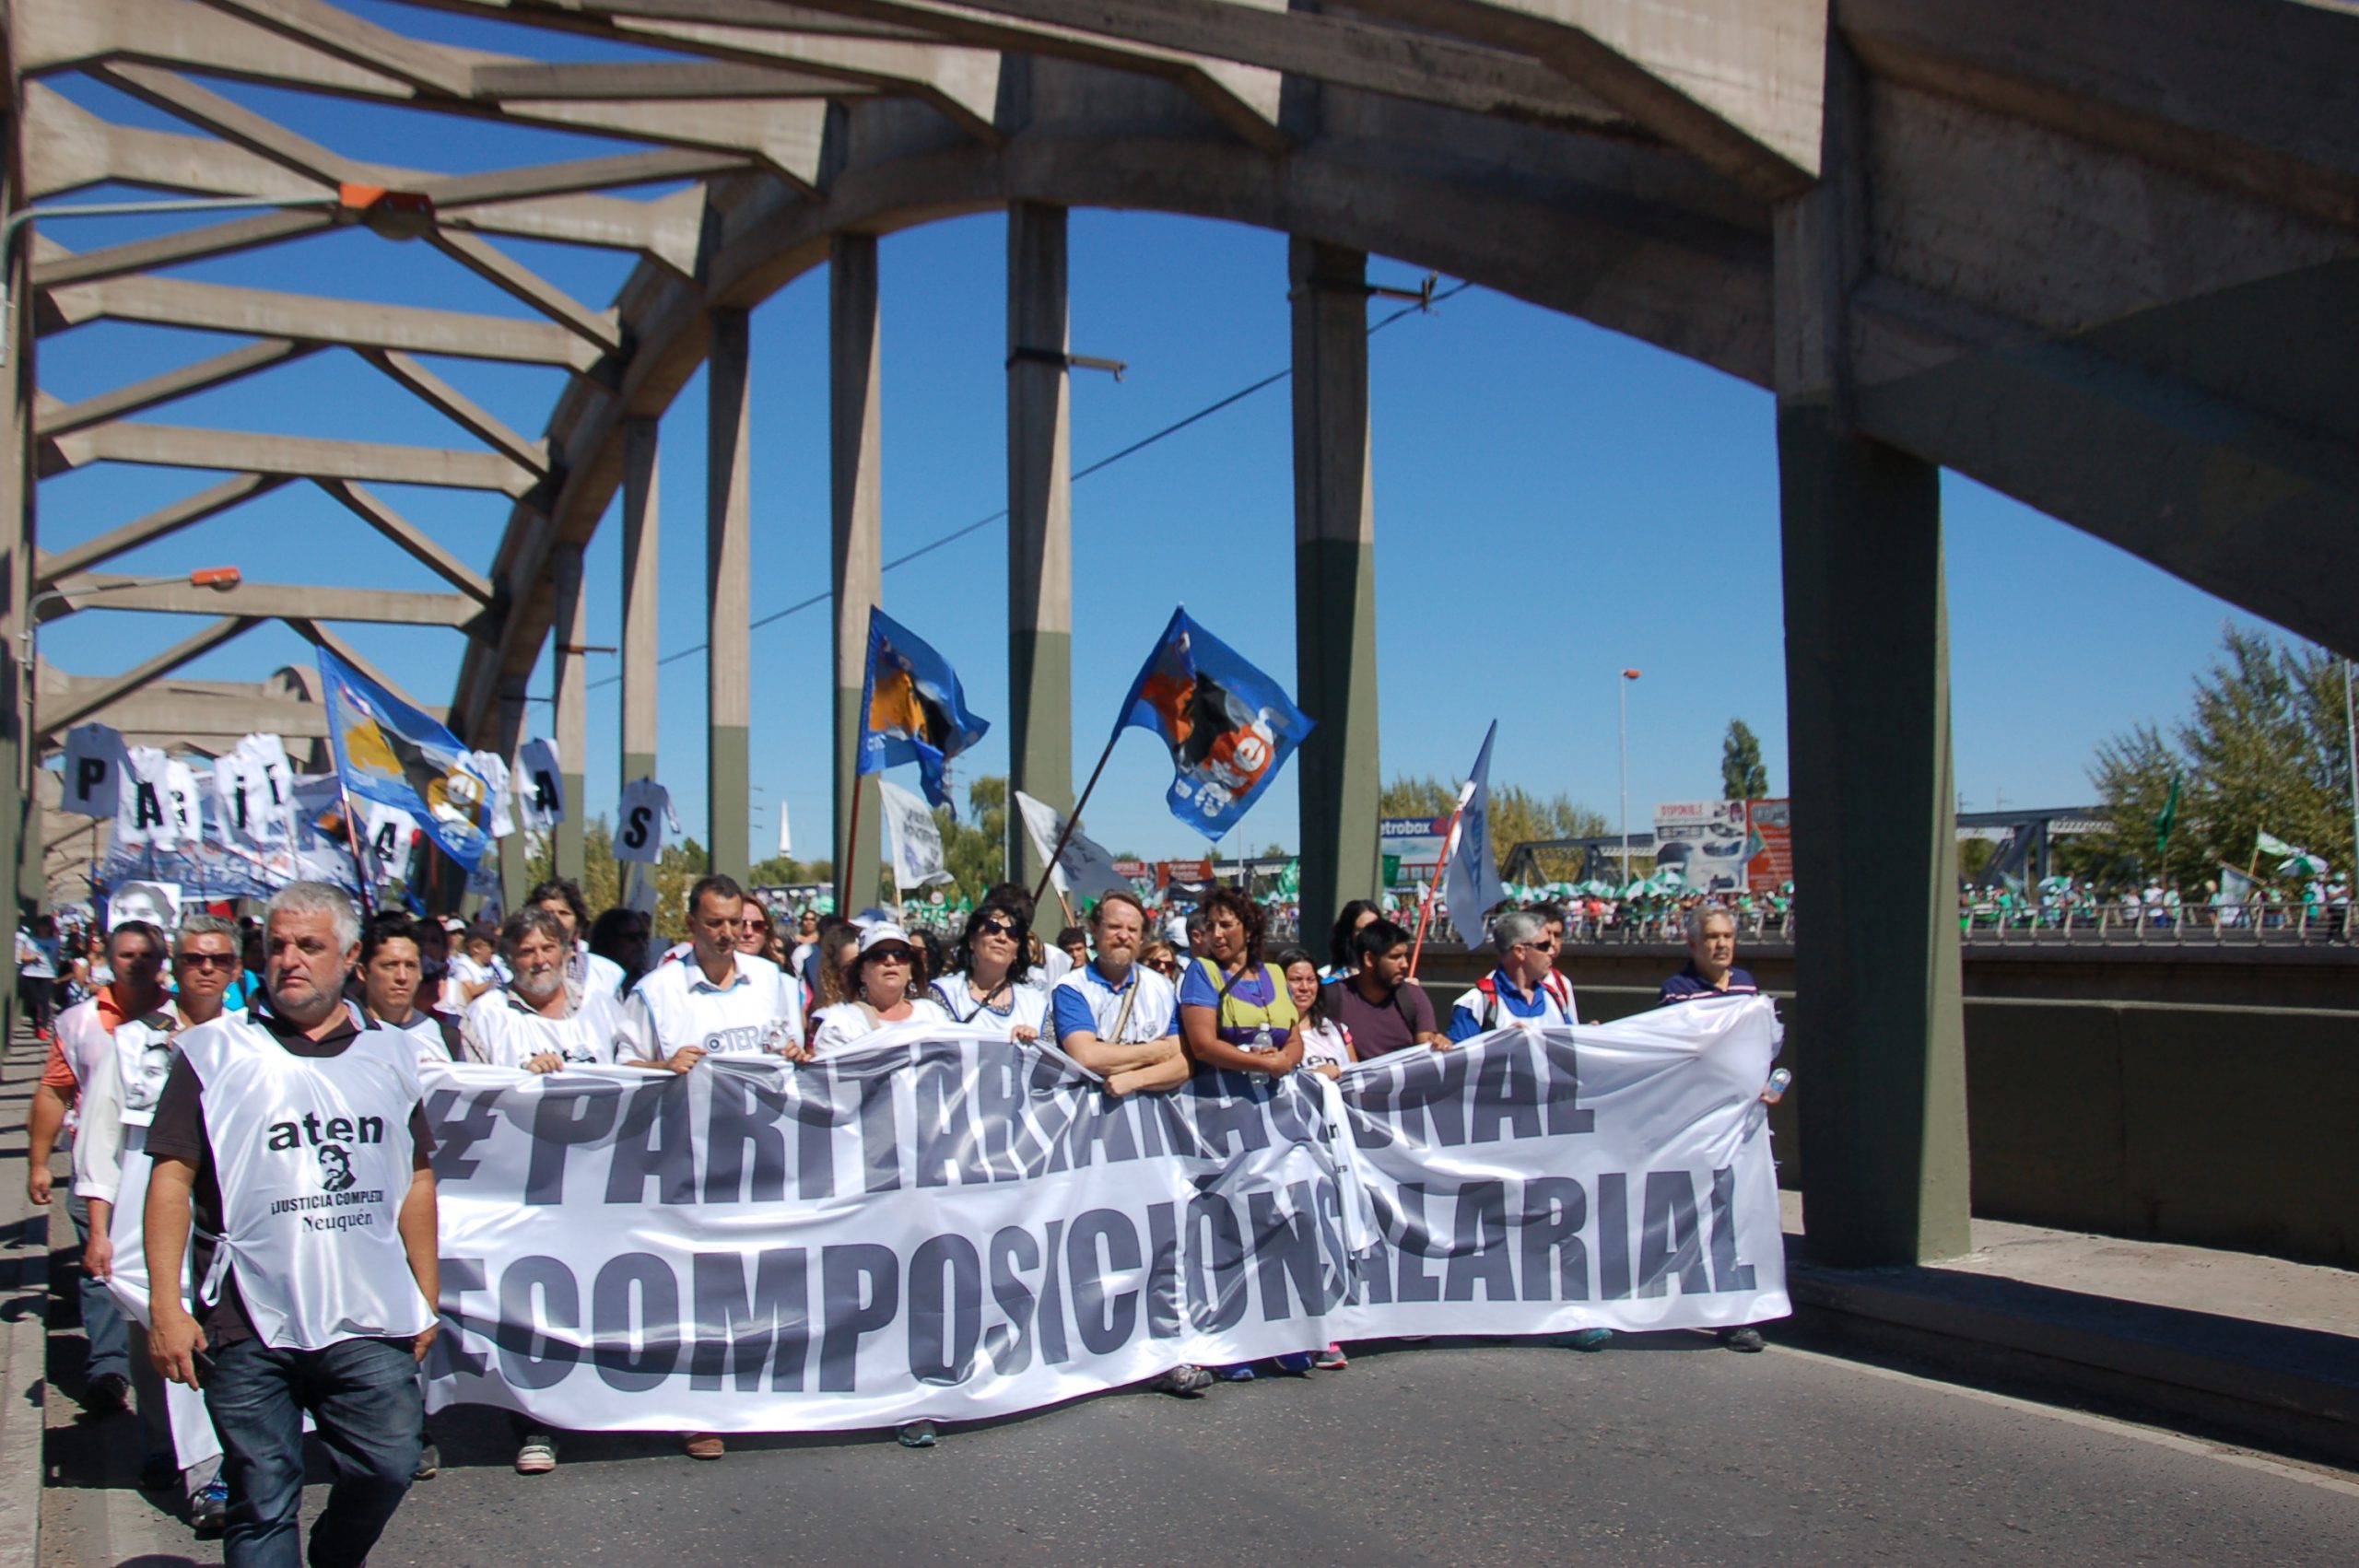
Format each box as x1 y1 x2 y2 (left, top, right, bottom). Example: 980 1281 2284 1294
1619 668 1641 881
19 568 243 670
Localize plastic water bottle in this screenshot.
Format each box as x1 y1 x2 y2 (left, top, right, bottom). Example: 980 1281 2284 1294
1248 1025 1274 1085
1766 1068 1792 1095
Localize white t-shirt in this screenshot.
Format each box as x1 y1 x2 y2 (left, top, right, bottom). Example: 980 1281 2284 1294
620 951 804 1062
380 1010 457 1069
929 974 1050 1037
809 998 955 1057
441 954 497 1015
464 987 622 1069
1300 1016 1355 1073
1026 945 1074 995
1050 962 1180 1049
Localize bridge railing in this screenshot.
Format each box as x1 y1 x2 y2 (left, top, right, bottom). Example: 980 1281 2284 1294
1539 906 2353 947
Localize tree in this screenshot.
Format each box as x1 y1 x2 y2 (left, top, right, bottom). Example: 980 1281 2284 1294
1379 774 1610 879
937 775 1007 903
1721 719 1768 800
2085 626 2354 889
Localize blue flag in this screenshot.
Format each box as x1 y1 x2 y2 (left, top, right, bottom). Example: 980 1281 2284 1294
1116 607 1313 840
315 646 496 870
858 607 990 810
1444 720 1506 946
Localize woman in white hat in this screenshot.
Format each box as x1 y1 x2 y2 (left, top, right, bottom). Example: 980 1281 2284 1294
808 923 953 1056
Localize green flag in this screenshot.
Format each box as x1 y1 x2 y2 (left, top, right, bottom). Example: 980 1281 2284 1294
2255 828 2297 860
2153 775 2180 855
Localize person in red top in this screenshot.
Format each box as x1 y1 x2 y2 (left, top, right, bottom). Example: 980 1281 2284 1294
25 920 169 1414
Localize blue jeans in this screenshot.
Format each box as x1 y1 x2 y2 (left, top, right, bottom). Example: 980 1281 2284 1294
204 1334 423 1568
65 1193 130 1384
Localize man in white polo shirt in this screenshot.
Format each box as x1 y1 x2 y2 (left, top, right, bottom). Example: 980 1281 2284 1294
616 873 804 1461
142 882 440 1568
620 874 808 1073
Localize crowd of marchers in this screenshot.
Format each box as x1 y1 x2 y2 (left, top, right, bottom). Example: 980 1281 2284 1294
23 876 1778 1568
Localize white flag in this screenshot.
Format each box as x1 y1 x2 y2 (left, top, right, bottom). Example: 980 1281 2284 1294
514 738 566 830
215 735 290 850
162 761 206 848
1014 790 1133 902
878 777 955 890
60 724 127 819
364 802 418 883
1444 721 1507 947
616 778 670 864
469 750 517 839
115 746 175 848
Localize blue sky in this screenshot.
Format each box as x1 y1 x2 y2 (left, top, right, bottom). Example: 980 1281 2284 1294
30 3 2292 863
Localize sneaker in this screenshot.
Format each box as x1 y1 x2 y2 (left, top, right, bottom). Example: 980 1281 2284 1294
684 1433 725 1461
84 1373 130 1414
514 1435 557 1474
1272 1352 1315 1375
1313 1343 1349 1371
190 1480 229 1536
896 1420 938 1449
1211 1363 1257 1382
1719 1326 1766 1353
1146 1364 1215 1398
1562 1327 1614 1352
413 1442 440 1480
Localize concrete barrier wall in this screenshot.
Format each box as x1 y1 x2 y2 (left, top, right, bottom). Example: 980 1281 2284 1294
1402 952 2359 1268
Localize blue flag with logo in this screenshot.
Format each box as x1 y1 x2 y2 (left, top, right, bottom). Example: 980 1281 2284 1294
859 607 990 810
315 645 496 870
1116 606 1314 839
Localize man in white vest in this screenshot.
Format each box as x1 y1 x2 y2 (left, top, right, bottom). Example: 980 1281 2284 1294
76 913 240 1529
143 882 440 1568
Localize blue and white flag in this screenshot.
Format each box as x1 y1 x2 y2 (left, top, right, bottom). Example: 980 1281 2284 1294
859 607 990 810
316 645 495 870
1445 720 1507 946
1116 607 1313 839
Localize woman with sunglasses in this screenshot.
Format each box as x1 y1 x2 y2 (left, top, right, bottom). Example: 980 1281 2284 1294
808 923 953 1056
931 903 1048 1042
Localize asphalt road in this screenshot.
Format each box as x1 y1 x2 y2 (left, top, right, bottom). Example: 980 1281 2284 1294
44 1330 2359 1567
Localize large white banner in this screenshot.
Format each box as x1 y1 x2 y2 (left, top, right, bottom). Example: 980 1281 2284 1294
410 998 1785 1433
111 1000 1785 1451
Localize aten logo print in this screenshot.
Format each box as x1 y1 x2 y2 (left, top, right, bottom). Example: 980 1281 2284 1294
266 1112 387 1153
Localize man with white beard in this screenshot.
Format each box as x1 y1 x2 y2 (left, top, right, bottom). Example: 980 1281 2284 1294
464 907 621 1074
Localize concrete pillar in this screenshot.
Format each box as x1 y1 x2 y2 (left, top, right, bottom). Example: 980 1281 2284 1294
1287 240 1383 951
549 543 587 881
497 685 532 910
1 155 34 992
619 416 660 796
706 310 752 880
1006 204 1075 908
1778 398 1971 1267
830 234 884 908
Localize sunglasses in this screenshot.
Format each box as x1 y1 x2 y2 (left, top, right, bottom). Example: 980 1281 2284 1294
176 953 240 971
977 918 1019 939
869 947 914 965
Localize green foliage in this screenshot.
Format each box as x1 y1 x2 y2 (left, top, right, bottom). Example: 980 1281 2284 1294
746 855 834 887
1379 774 1610 879
936 775 1007 904
2086 626 2354 887
1721 719 1769 801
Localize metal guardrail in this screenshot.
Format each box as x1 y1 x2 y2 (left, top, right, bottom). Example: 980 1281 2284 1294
1539 907 2355 948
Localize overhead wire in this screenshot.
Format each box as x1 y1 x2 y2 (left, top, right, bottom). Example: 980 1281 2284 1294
583 277 1474 692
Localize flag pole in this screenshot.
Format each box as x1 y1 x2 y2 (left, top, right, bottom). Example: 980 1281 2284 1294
334 779 375 916
1406 800 1468 980
1030 728 1122 913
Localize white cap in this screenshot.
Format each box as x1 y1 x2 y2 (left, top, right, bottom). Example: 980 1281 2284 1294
857 922 915 956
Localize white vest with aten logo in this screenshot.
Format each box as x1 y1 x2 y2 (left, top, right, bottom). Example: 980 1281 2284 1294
178 1006 434 1350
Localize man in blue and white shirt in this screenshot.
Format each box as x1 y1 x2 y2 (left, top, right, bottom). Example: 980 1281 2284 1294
1445 908 1578 1042
1049 891 1188 1097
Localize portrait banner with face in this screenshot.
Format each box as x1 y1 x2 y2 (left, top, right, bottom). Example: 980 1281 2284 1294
108 880 182 931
